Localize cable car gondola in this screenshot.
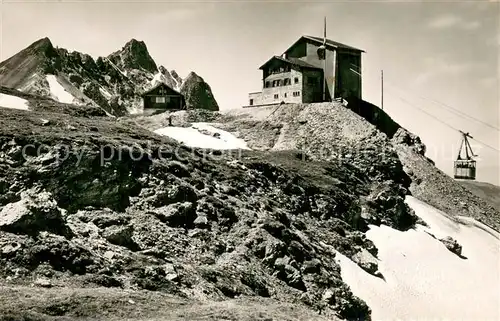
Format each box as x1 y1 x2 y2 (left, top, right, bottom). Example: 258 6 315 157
454 131 477 180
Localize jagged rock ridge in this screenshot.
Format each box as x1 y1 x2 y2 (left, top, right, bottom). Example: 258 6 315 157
0 37 220 116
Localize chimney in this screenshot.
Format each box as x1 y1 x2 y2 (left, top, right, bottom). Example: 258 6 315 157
282 53 287 59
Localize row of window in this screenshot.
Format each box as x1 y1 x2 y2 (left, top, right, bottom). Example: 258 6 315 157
249 91 302 105
273 91 301 99
269 66 291 74
265 77 299 88
265 76 319 88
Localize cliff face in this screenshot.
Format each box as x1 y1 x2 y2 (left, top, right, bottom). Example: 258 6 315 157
180 72 220 111
0 38 220 115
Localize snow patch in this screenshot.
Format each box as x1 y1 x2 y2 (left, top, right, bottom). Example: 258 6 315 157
154 122 250 150
105 57 128 79
46 75 75 104
99 87 112 99
336 196 500 320
150 72 165 88
0 93 30 110
127 107 142 115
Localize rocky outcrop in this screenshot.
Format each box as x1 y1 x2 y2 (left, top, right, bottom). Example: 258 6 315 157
0 188 69 237
180 72 219 111
439 236 463 257
155 65 179 89
170 70 183 86
392 127 426 156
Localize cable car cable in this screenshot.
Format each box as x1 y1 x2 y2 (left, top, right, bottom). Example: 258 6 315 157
385 80 500 132
386 87 500 153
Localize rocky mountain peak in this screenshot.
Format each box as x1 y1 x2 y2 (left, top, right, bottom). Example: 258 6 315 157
33 37 53 47
107 38 157 74
27 37 57 58
123 38 147 52
184 71 202 82
158 65 168 74
170 70 183 85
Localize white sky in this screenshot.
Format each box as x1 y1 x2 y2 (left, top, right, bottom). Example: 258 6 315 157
0 0 498 184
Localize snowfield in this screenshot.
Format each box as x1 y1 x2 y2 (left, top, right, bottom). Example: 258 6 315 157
0 93 30 110
154 122 250 150
46 75 75 104
336 196 500 321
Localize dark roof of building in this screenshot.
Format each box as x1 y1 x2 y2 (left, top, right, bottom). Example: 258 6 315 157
285 35 365 53
141 82 182 97
259 55 322 70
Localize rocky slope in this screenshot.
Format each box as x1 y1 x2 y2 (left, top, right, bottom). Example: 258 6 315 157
459 181 500 211
0 38 219 116
195 103 500 230
125 102 500 231
0 98 426 320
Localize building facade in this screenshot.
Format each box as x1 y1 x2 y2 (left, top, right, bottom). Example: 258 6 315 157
142 83 184 114
247 35 364 107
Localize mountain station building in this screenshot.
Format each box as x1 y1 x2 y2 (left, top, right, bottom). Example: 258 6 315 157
247 35 364 107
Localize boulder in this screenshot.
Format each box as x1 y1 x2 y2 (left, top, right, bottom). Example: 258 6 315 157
155 184 198 206
163 263 179 282
193 215 209 229
0 189 69 236
102 225 139 251
439 236 463 257
154 202 196 228
33 277 52 288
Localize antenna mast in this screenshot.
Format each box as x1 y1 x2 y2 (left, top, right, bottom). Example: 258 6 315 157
323 17 327 102
381 70 384 110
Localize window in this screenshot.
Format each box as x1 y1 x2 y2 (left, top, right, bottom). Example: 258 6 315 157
284 93 287 98
294 77 299 84
155 96 166 103
293 91 301 97
249 99 254 106
274 94 279 99
284 78 291 86
265 81 270 88
276 79 282 87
